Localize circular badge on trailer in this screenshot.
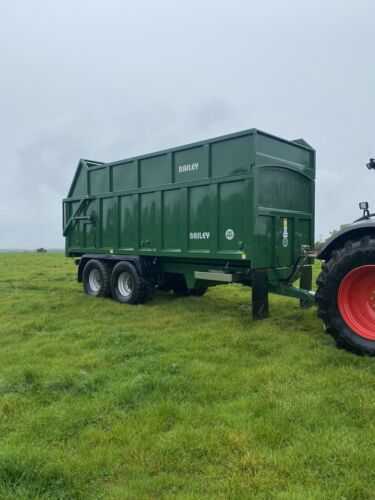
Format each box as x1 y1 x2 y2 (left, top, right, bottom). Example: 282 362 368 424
225 228 235 240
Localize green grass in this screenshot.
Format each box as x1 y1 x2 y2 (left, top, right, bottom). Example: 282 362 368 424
0 253 375 499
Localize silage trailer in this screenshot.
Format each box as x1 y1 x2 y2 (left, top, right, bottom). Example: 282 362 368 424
63 128 375 355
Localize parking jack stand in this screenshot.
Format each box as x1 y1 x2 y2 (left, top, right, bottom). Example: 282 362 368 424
299 265 313 308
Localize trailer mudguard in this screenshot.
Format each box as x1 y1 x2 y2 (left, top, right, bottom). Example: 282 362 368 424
317 221 375 261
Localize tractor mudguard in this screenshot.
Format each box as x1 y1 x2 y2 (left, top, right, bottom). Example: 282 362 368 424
318 220 375 261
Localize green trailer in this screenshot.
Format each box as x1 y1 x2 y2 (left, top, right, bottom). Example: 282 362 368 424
63 128 315 319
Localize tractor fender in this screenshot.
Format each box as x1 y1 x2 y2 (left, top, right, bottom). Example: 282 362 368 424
317 220 375 261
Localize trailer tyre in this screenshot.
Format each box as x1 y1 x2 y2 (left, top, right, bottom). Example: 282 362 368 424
82 259 111 297
316 237 375 355
111 261 147 304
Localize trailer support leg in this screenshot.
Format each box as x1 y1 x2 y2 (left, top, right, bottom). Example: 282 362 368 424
252 270 269 320
300 265 313 308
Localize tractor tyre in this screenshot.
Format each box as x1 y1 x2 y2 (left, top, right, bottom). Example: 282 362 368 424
316 237 375 355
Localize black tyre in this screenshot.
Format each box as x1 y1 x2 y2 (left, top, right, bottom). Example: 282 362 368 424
190 287 208 297
110 261 148 304
82 259 111 297
316 237 375 355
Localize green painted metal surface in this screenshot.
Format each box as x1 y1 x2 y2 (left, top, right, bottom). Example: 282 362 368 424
63 128 315 275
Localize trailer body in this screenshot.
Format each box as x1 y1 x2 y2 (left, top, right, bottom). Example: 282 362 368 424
63 128 315 312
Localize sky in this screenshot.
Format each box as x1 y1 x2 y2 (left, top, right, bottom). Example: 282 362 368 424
0 0 374 249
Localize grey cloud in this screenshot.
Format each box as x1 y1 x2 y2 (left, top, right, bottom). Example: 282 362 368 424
0 0 374 248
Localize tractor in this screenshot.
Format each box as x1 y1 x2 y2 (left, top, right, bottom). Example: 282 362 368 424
316 159 375 355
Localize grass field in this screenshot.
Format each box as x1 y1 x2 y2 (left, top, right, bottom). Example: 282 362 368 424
1 253 375 499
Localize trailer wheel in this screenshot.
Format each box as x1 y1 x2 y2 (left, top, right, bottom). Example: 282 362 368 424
316 237 375 355
82 259 111 297
110 261 148 304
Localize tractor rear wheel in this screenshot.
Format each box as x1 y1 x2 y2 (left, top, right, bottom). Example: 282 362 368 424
316 237 375 355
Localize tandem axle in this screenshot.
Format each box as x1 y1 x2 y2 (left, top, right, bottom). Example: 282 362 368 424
75 253 315 321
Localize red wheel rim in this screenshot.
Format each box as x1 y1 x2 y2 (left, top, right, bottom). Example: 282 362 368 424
338 265 375 340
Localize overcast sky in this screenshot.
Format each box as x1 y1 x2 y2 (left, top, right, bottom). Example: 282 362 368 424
1 0 374 249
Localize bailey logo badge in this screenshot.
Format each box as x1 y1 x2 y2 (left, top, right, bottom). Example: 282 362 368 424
225 228 235 241
178 162 199 173
189 232 210 240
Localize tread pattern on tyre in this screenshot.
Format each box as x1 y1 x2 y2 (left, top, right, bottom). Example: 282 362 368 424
316 236 375 355
111 261 151 304
82 259 111 297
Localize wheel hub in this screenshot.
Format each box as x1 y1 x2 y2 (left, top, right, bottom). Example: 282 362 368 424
338 265 375 340
117 272 133 298
89 268 102 293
